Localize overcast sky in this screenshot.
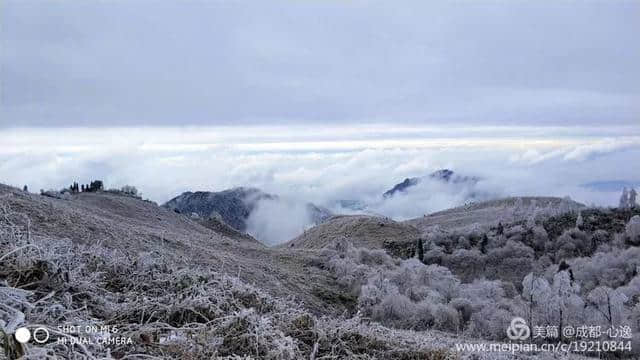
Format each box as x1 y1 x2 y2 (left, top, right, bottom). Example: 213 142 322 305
2 0 639 127
1 1 639 236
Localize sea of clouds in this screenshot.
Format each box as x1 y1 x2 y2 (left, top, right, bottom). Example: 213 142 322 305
2 125 639 244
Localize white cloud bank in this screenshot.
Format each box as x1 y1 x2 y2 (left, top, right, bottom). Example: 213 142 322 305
1 125 638 243
245 197 313 246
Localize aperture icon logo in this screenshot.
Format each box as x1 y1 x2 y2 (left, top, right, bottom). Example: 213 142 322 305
33 327 50 343
507 317 530 340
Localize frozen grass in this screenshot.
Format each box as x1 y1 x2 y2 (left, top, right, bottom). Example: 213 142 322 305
0 202 455 359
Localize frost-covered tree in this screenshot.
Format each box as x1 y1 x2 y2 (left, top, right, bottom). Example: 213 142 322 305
626 215 640 245
617 275 640 301
575 212 584 229
591 229 609 250
522 272 551 328
416 238 424 263
586 286 628 328
356 259 463 331
548 228 591 262
444 249 486 283
620 187 630 209
468 303 515 340
526 211 537 229
457 278 518 339
583 247 640 291
362 279 416 328
411 261 460 301
423 245 445 266
531 225 549 252
630 188 638 208
547 271 584 336
460 279 507 310
486 240 534 286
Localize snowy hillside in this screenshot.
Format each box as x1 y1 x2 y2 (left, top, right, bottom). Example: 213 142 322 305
1 183 638 359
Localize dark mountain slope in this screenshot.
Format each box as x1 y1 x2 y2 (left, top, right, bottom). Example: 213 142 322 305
163 187 332 232
383 169 479 198
163 187 270 231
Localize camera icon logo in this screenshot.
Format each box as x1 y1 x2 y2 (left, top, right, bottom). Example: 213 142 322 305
14 327 50 344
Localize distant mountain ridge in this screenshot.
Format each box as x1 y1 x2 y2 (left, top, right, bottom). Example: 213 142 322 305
163 187 332 232
383 169 479 198
163 187 269 231
582 180 640 192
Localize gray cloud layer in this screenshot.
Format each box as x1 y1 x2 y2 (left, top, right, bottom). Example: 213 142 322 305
2 125 638 204
2 1 639 127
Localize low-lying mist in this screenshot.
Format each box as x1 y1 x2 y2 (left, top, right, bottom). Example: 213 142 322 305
245 197 314 246
2 126 639 245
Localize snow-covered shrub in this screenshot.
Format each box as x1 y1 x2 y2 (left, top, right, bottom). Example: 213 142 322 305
548 228 592 262
626 215 640 244
423 245 446 265
319 238 396 294
429 302 460 331
407 260 460 301
456 235 470 249
449 297 473 325
442 248 486 282
357 247 396 267
531 225 549 252
571 247 640 292
468 304 515 340
366 288 417 328
430 234 454 252
486 240 534 286
459 279 520 337
459 279 507 311
617 275 640 300
591 229 610 247
324 255 370 294
319 239 545 336
322 240 465 331
505 225 524 240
